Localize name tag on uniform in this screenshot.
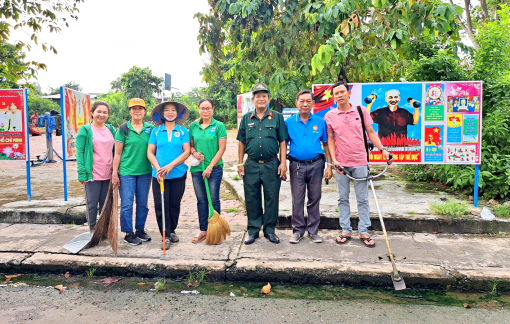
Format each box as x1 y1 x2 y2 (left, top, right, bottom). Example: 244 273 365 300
248 123 255 127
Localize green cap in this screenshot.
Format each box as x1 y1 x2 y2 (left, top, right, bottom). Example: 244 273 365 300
251 83 270 95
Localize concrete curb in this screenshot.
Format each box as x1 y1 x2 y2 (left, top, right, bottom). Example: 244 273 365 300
1 252 509 292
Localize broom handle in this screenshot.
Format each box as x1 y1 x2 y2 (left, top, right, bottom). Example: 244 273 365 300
202 161 214 219
160 180 166 255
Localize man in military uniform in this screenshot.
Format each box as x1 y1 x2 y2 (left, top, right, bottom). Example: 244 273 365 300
237 83 288 244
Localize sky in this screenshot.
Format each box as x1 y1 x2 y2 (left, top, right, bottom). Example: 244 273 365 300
10 0 212 94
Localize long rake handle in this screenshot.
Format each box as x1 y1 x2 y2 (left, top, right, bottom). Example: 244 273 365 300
160 180 166 255
369 179 402 281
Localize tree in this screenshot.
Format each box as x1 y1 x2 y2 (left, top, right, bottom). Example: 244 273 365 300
0 41 39 88
448 0 508 49
119 66 163 108
49 81 83 95
27 92 60 116
97 91 129 128
0 0 83 85
196 0 462 107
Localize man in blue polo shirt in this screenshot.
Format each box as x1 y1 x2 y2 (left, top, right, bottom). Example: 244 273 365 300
285 90 333 243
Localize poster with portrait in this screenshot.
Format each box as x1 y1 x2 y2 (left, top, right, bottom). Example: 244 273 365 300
0 89 27 161
237 92 255 128
311 81 482 165
62 88 91 158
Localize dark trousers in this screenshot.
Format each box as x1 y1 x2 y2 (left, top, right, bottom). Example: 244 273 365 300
289 158 324 235
85 180 110 231
243 158 281 235
152 174 186 238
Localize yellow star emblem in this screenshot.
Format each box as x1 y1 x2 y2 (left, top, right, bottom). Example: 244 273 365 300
433 128 440 133
322 89 332 101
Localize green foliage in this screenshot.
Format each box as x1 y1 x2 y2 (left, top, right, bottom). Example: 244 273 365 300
0 41 40 88
27 91 60 116
430 199 469 218
403 6 510 200
196 0 461 107
472 5 510 83
187 269 207 284
0 0 83 85
120 66 163 109
97 91 129 128
155 280 166 292
405 50 469 82
85 267 96 278
491 205 510 219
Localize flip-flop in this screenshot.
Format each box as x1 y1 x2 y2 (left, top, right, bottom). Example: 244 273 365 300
360 237 376 248
192 234 206 244
335 235 351 244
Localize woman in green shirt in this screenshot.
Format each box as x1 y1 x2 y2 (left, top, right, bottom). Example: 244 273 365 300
112 98 154 246
189 99 227 244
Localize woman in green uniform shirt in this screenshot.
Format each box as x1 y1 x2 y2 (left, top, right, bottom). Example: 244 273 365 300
189 99 227 244
112 98 154 246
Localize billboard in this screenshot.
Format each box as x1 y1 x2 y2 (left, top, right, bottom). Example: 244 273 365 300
312 81 482 164
62 88 91 158
0 89 27 160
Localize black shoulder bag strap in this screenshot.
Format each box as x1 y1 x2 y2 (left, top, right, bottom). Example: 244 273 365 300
357 105 369 163
119 122 129 139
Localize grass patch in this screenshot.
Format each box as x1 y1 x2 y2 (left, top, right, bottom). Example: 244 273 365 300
85 267 97 278
405 211 420 215
226 208 238 213
155 279 166 292
430 199 469 217
491 205 510 219
233 174 240 181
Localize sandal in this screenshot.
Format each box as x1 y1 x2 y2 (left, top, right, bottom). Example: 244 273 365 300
360 237 376 248
192 234 206 244
335 235 351 244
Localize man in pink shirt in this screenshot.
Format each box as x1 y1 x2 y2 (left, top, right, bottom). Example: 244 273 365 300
325 81 391 248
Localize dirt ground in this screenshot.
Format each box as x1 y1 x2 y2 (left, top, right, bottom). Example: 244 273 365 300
2 285 509 324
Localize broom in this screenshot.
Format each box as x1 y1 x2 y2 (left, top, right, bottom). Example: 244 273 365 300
203 162 231 245
88 183 119 256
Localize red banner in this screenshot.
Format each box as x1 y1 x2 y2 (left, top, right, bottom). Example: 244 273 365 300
0 89 26 160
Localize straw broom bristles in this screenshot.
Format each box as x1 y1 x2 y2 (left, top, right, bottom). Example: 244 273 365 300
88 183 118 256
205 210 231 245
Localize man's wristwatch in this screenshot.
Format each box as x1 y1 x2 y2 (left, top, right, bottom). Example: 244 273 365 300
380 147 388 152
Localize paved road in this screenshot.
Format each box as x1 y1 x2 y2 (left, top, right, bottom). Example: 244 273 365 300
2 286 509 324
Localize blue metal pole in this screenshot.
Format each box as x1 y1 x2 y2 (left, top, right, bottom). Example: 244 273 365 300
60 87 68 201
474 164 480 207
24 89 31 201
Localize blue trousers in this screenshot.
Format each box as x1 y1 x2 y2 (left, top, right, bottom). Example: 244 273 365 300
192 167 223 231
119 173 152 234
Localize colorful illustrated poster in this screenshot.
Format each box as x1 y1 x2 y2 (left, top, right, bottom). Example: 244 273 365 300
446 145 477 163
310 81 482 164
424 126 444 162
63 88 90 158
362 83 422 163
445 82 481 113
236 92 254 128
425 83 445 121
0 89 27 160
447 114 463 143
